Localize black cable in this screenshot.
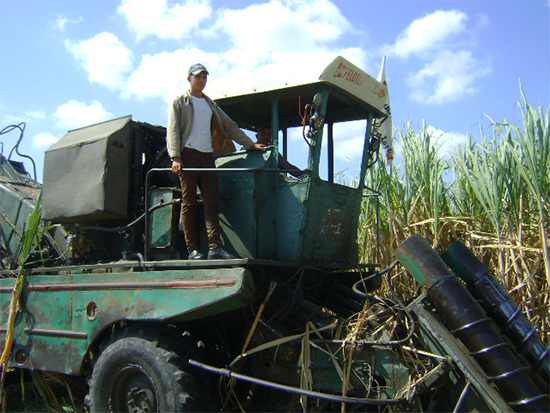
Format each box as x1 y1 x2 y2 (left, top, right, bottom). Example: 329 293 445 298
77 199 181 233
1 122 37 181
352 260 398 297
265 271 304 326
344 260 417 347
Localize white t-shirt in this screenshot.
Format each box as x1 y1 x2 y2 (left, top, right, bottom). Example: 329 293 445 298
185 95 213 153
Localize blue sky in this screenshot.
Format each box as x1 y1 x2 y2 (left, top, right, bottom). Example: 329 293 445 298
1 0 549 182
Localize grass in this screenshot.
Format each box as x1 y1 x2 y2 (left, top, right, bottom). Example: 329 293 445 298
0 197 85 413
1 196 43 411
359 89 550 340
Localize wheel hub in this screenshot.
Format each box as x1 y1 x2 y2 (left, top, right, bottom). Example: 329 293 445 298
112 365 158 413
127 387 155 413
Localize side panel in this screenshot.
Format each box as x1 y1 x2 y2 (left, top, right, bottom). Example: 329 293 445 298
216 150 275 259
218 173 257 258
301 179 361 263
275 178 308 262
0 268 254 375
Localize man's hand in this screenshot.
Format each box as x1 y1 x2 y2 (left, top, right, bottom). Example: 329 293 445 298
250 143 266 151
171 157 183 174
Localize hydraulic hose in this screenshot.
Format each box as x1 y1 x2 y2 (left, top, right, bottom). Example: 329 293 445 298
187 358 405 406
77 199 181 233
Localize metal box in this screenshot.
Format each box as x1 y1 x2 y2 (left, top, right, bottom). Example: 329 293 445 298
42 116 132 223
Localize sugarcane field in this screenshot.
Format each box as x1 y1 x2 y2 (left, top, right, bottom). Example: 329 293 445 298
2 62 549 411
1 2 549 412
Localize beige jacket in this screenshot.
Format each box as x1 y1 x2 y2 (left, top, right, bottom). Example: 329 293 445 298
167 90 255 158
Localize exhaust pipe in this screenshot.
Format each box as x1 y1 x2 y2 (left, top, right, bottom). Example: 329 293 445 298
396 235 549 412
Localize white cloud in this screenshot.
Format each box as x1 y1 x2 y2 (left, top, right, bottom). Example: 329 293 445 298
120 0 364 102
125 49 221 101
388 10 468 58
32 132 58 149
52 14 82 32
475 13 490 29
408 50 491 104
212 0 351 54
65 32 134 90
332 120 367 163
426 125 469 159
0 114 23 127
200 0 358 97
23 110 47 121
118 0 212 40
209 0 353 72
1 109 46 126
335 135 365 164
63 1 367 107
382 9 491 105
125 51 186 100
53 100 113 130
208 50 354 98
388 125 468 167
282 120 369 178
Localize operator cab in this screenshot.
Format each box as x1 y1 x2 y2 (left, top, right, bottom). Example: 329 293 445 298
200 56 389 263
41 56 388 266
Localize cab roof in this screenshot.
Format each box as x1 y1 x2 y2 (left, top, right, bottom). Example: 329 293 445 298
214 56 388 131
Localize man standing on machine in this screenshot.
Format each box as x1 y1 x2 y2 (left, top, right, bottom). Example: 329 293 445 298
167 63 265 260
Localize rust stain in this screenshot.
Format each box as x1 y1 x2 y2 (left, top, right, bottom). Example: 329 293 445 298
25 278 238 292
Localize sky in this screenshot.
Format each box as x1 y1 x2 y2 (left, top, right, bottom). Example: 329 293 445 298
0 0 549 183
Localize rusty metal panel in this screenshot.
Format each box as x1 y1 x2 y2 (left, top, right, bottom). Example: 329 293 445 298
1 276 76 374
0 278 16 351
0 267 254 375
300 179 361 263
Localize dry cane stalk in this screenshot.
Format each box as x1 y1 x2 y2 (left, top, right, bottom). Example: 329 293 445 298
0 272 26 413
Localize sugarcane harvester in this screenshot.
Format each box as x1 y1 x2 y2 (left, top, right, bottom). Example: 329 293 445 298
0 56 548 412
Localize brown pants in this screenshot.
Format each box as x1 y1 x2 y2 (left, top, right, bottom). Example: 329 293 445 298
179 147 221 252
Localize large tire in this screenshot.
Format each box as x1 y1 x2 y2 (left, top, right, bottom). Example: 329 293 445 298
87 335 209 412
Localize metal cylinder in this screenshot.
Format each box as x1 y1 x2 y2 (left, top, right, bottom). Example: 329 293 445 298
441 240 550 385
396 235 549 412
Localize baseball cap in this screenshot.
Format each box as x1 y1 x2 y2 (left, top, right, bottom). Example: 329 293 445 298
188 63 209 76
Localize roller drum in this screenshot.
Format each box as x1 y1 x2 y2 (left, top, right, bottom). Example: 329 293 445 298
442 240 550 384
396 235 549 412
